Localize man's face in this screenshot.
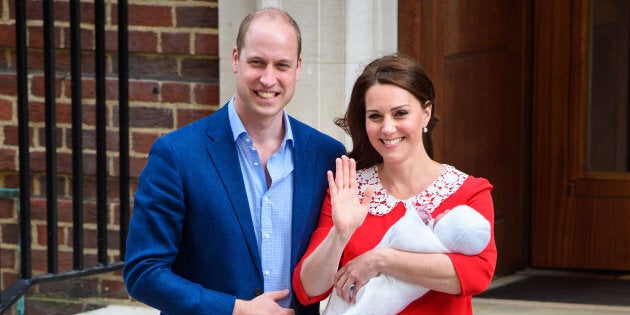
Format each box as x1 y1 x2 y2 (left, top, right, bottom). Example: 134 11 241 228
231 17 302 123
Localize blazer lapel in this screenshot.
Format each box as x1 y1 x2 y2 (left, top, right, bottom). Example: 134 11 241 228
290 123 317 266
205 107 263 277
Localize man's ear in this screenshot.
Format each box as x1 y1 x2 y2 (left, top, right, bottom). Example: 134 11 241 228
295 55 302 81
231 46 239 73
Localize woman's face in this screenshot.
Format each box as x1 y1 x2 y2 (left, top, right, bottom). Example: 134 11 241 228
364 83 431 165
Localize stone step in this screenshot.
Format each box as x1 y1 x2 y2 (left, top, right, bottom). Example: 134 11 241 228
75 305 159 315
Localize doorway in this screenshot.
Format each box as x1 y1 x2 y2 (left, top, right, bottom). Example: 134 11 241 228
531 0 630 271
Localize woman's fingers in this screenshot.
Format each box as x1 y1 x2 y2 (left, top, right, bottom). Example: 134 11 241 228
334 157 343 188
335 273 353 302
330 155 369 235
348 157 356 189
341 155 351 188
332 155 355 189
334 268 361 303
327 170 336 194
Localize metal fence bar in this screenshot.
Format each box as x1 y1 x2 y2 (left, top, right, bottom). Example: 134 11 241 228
70 0 84 271
94 0 108 265
14 0 32 282
0 262 124 311
118 0 130 260
0 280 29 312
43 0 59 275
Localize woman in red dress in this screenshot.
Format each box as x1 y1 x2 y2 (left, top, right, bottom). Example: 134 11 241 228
292 53 497 314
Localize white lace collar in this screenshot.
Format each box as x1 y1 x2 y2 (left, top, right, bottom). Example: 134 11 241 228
355 165 468 216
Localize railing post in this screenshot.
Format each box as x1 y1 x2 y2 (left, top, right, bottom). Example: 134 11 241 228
15 0 32 283
118 0 130 260
70 0 84 272
43 0 59 275
95 0 108 266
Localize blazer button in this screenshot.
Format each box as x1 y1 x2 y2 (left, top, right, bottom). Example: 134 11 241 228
253 289 263 296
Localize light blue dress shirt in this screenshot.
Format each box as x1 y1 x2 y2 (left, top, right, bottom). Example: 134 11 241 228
228 98 294 307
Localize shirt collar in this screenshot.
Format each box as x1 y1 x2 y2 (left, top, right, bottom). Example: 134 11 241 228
227 96 294 148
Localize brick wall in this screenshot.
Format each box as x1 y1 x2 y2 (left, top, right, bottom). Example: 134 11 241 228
0 0 219 312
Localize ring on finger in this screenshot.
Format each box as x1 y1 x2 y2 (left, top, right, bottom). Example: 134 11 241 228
345 282 355 292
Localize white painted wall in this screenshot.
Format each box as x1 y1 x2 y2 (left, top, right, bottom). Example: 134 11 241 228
218 0 397 147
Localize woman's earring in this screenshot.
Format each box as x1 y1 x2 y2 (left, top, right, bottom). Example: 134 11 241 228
423 126 428 133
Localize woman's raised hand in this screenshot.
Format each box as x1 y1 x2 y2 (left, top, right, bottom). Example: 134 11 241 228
327 156 374 239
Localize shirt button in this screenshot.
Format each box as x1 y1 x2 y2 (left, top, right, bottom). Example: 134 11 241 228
253 162 259 167
264 233 270 239
264 270 270 276
245 138 251 143
253 288 263 296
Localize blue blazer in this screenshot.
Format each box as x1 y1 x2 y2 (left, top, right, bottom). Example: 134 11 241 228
123 105 345 315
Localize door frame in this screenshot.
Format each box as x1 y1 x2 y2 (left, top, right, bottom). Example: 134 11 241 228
531 0 630 270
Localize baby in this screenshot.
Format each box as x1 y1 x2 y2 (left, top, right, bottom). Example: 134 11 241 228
323 204 491 315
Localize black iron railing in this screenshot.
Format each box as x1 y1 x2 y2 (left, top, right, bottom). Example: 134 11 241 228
0 0 130 312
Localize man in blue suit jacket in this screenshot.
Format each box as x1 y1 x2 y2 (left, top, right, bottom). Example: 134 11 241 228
123 8 345 314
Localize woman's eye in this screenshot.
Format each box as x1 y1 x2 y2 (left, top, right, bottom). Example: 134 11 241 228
367 114 381 120
394 111 408 117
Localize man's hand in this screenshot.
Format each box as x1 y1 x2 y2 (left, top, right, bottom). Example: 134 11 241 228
233 289 295 315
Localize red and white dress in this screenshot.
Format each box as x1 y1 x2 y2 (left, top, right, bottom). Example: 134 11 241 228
293 165 497 314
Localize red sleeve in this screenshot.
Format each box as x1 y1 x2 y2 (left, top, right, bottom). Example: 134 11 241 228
437 176 497 296
292 190 335 305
